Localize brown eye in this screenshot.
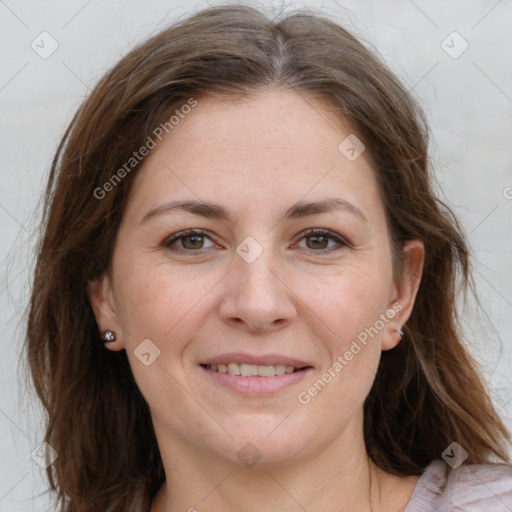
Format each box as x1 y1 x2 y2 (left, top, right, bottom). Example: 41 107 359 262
296 229 350 253
162 229 215 253
306 234 330 250
181 234 205 250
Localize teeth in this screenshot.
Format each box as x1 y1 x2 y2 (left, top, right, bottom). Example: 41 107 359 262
205 363 301 376
227 363 240 375
274 365 286 375
240 364 258 376
257 365 276 377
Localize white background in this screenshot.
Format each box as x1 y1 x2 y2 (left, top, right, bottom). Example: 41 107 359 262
1 0 511 510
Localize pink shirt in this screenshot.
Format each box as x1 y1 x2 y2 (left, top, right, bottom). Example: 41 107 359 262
404 459 512 511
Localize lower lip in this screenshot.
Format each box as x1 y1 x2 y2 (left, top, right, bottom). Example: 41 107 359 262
200 366 312 396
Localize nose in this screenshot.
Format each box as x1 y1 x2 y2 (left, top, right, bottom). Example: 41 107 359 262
219 249 298 333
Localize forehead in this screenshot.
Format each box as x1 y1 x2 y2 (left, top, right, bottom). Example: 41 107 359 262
124 88 384 224
156 88 358 160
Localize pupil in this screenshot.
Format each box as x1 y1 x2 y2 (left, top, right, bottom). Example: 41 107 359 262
184 235 202 249
308 236 327 249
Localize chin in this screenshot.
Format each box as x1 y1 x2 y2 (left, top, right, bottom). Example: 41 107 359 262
207 416 311 468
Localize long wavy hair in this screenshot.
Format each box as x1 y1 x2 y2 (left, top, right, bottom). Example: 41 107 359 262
25 4 511 511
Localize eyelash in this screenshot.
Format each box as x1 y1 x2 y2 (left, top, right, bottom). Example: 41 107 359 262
161 228 350 255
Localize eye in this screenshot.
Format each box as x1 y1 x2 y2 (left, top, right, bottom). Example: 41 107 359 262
162 229 216 253
294 229 350 253
162 228 350 255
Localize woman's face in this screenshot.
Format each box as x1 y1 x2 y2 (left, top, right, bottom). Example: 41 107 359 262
89 88 423 467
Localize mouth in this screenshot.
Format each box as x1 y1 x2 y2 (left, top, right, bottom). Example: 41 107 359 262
200 363 311 376
198 354 314 396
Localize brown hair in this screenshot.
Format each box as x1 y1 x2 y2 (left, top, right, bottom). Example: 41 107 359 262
26 4 511 511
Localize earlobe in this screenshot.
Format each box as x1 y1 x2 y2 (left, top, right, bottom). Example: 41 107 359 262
86 273 125 351
383 239 425 351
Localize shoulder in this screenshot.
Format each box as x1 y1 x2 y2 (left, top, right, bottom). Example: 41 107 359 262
405 458 512 511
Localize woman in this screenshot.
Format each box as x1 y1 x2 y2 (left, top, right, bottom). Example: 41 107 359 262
26 4 512 511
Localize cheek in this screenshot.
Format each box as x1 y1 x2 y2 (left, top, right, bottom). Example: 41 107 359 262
304 260 392 343
295 260 390 406
112 251 223 359
114 272 174 338
112 260 213 417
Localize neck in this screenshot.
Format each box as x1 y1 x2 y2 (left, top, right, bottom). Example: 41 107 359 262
155 446 373 512
149 411 418 512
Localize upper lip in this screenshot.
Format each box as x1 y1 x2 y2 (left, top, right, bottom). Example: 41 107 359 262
200 353 313 368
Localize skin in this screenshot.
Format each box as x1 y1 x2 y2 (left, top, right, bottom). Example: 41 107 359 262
88 87 424 512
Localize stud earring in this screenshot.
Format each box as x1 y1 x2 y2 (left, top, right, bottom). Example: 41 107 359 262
101 329 116 342
397 328 403 340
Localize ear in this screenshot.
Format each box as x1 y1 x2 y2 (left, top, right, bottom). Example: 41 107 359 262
382 239 425 351
86 272 125 352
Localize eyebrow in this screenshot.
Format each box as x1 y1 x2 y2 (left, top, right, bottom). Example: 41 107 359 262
140 197 368 225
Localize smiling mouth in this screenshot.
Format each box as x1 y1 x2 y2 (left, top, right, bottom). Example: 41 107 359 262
201 363 311 376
